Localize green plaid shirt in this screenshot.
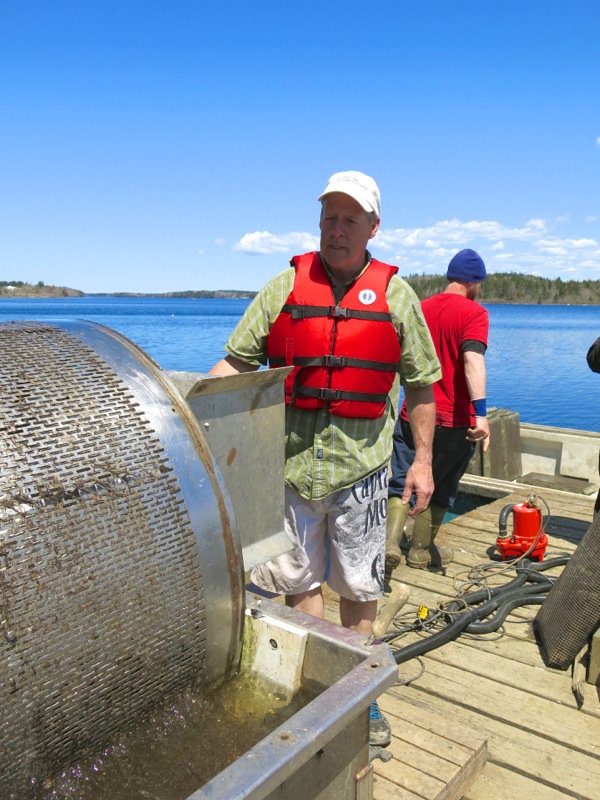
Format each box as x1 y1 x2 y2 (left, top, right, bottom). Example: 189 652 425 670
224 258 441 500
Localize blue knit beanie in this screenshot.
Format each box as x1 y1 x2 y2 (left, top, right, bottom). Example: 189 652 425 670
446 249 486 283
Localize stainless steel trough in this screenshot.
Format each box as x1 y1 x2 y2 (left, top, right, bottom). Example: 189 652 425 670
190 594 396 800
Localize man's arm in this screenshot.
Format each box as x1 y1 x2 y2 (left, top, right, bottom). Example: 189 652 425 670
209 355 259 376
463 350 490 452
403 384 436 515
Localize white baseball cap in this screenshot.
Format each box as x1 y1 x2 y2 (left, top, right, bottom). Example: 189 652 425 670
318 170 381 218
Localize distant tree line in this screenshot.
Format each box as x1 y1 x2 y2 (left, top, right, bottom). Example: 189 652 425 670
405 272 600 304
3 273 600 304
159 289 256 299
0 280 82 297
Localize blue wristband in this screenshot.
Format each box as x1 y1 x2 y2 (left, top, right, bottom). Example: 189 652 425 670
472 398 487 417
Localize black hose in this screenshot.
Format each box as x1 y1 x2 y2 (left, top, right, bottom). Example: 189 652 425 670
444 572 527 613
465 592 549 634
394 592 504 664
392 556 569 665
498 503 514 538
518 555 570 572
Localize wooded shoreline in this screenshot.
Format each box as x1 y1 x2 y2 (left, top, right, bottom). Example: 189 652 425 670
3 272 600 304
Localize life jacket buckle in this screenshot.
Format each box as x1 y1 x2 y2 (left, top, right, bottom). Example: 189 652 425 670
329 305 349 318
323 355 346 368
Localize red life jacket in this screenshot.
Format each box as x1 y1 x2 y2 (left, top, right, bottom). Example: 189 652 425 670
267 252 401 418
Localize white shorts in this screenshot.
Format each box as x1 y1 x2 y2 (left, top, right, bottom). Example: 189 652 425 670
251 465 388 602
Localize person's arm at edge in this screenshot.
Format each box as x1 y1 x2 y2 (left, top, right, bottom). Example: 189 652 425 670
463 350 490 452
587 337 600 373
209 268 293 378
209 355 259 376
403 384 436 515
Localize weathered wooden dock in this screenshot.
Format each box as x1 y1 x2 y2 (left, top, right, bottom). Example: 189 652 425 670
326 478 600 799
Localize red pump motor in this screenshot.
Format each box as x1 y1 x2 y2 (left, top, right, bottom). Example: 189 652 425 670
496 495 548 561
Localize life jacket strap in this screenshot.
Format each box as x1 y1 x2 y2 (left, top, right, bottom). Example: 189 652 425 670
293 386 389 404
281 303 392 322
269 354 399 371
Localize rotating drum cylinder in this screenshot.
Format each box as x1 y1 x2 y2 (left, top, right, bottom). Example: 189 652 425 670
0 320 244 797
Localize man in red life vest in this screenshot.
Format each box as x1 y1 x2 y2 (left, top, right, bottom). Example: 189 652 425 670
210 171 441 745
386 249 491 572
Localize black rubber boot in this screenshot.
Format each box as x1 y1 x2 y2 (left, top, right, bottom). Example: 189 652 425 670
406 503 453 569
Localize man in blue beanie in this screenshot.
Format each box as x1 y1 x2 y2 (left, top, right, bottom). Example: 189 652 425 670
386 248 490 571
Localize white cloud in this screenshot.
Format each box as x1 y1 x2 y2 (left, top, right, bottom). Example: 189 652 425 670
570 238 597 248
234 230 318 254
535 237 597 255
596 135 600 147
232 216 600 280
536 241 568 256
377 218 546 252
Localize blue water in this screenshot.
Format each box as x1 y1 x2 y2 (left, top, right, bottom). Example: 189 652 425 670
0 296 598 432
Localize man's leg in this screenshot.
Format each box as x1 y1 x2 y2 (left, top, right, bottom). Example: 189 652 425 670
406 427 474 569
252 486 328 607
386 419 415 570
339 596 377 635
285 586 324 618
338 594 391 747
327 467 392 747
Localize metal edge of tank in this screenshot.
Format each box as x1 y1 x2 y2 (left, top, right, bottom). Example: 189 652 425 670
185 593 399 800
52 318 245 688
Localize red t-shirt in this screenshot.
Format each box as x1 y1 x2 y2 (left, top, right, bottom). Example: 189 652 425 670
402 292 489 427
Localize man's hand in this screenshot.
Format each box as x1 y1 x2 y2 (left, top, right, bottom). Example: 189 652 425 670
401 456 434 515
467 417 490 452
403 384 436 515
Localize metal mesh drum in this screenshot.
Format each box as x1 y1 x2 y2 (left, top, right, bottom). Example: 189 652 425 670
0 320 244 798
534 511 600 669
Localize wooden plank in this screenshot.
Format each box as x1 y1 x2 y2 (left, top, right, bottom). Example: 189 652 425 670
410 656 600 755
462 761 577 800
374 753 446 800
383 713 478 778
373 772 423 800
520 471 595 493
460 474 598 507
419 636 600 717
390 681 600 798
370 689 487 800
381 689 487 754
382 697 488 800
331 475 599 799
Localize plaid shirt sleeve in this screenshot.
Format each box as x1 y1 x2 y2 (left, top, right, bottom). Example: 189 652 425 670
224 268 294 366
387 275 442 387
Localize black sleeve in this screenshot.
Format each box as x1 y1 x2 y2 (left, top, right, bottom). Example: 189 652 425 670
461 339 487 355
587 337 600 373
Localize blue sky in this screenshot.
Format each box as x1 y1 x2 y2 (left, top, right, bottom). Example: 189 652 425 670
1 1 599 293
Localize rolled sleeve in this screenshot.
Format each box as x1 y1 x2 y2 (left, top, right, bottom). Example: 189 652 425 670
225 268 294 366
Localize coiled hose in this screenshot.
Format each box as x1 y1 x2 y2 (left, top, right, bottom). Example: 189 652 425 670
393 556 569 664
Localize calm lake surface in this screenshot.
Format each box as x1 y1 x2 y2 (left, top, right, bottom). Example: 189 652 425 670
1 297 598 432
